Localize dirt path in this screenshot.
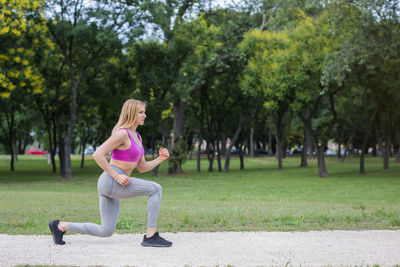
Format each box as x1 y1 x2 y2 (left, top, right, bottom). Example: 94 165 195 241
1 230 399 266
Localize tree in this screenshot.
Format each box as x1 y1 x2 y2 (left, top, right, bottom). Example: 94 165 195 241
140 0 232 173
240 28 294 170
0 0 50 171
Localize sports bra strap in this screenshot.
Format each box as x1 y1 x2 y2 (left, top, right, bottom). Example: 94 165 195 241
118 128 140 142
118 128 132 137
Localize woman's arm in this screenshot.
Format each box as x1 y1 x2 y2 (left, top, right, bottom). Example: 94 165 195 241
92 131 130 186
136 147 169 173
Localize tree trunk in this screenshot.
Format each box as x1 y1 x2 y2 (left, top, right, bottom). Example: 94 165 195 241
169 100 186 174
306 121 315 159
45 115 57 173
224 149 232 173
207 141 214 172
185 131 194 161
224 116 243 172
80 136 89 169
221 132 227 156
12 132 17 162
60 65 86 178
17 140 23 154
360 149 366 174
10 130 15 172
58 124 66 177
8 105 15 171
80 142 84 168
300 147 307 168
376 125 389 169
239 142 244 170
216 139 222 172
383 130 391 169
396 146 400 163
196 137 201 173
359 146 365 174
189 145 194 160
51 117 57 173
173 100 185 140
275 134 282 170
337 142 342 159
359 132 369 175
250 127 255 157
273 115 283 170
317 145 328 177
383 146 390 169
337 123 343 160
22 140 28 155
61 78 80 178
197 96 205 173
318 92 340 178
268 127 273 156
300 122 311 168
63 140 73 178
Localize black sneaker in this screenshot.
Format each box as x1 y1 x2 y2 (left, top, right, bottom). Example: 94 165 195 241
49 220 66 245
141 232 172 247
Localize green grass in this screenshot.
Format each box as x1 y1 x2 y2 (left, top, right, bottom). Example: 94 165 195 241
0 154 399 235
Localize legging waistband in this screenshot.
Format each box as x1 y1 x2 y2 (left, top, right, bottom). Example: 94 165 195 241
109 165 128 175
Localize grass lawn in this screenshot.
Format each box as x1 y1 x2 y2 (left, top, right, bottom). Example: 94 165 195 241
0 154 399 235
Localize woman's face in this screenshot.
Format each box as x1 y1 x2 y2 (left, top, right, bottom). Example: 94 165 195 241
136 106 146 126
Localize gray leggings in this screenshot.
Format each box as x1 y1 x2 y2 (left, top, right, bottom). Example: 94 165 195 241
67 165 162 237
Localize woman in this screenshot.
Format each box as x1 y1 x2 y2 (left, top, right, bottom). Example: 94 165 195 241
49 99 172 247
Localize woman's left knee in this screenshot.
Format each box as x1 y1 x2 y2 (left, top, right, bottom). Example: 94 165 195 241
152 182 162 195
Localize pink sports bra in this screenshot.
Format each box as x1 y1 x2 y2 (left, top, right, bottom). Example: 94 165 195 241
111 128 144 162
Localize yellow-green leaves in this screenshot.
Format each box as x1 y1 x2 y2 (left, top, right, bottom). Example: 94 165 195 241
240 9 336 115
0 0 52 98
161 103 174 119
240 29 291 111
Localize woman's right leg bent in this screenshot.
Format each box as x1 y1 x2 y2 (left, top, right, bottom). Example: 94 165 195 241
67 194 120 237
66 170 121 237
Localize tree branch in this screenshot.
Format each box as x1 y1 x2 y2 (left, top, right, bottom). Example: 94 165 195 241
259 10 267 31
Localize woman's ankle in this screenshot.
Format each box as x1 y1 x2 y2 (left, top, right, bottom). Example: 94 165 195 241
146 227 156 238
58 222 68 232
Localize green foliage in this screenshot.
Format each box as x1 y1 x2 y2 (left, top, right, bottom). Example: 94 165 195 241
322 0 400 154
171 15 223 101
0 0 50 98
240 29 291 111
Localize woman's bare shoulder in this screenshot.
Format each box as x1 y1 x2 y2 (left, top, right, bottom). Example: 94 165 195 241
109 129 129 142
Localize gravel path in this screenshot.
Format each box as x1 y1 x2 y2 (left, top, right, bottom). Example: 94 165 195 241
1 230 399 266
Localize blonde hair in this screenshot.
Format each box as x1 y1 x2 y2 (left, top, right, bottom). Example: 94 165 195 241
112 99 146 133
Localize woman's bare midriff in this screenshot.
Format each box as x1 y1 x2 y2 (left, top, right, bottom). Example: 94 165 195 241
109 159 138 176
